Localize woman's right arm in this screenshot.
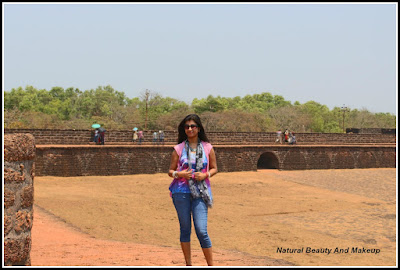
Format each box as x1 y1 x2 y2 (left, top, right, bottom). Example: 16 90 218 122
168 150 192 179
168 150 179 178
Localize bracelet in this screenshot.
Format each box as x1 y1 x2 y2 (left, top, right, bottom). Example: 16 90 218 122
208 172 211 178
172 171 178 179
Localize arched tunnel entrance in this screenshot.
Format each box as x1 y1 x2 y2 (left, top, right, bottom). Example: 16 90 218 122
257 152 280 169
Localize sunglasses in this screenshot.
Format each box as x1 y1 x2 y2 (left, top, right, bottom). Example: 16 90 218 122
184 124 198 130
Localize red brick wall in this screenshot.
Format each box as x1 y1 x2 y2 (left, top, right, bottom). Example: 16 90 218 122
4 128 397 145
218 145 396 171
35 146 171 176
35 145 396 177
4 134 35 266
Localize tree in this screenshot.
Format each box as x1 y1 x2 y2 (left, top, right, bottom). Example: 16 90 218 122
139 90 190 130
199 109 272 132
299 101 331 132
3 85 396 132
268 106 312 132
192 95 228 114
140 89 152 129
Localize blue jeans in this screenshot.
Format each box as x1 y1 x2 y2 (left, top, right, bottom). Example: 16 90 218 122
172 193 212 248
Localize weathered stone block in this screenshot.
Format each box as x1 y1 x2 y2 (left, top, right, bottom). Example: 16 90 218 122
4 237 31 266
4 134 34 266
15 210 33 234
4 187 15 208
4 133 35 162
4 168 25 182
4 214 12 236
21 186 34 208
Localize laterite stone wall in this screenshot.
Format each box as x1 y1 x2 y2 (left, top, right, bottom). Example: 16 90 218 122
4 134 35 266
4 128 397 145
215 145 396 171
34 145 396 177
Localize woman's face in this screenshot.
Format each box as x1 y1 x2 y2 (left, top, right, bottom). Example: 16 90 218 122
184 120 199 139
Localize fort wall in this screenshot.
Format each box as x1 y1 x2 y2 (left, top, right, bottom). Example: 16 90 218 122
2 130 395 266
4 128 396 145
4 129 396 177
4 134 35 266
35 144 395 177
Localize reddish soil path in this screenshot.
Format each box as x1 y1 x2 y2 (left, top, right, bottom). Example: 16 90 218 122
30 168 396 266
30 205 293 266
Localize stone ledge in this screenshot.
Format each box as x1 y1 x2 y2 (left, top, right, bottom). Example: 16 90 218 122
35 144 396 149
4 134 36 162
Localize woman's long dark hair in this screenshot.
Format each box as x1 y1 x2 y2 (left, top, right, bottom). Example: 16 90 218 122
178 114 209 144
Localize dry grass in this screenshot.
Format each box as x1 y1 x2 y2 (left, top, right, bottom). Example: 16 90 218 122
34 168 396 266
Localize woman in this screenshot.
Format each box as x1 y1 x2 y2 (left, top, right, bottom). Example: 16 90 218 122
168 114 218 266
132 130 138 143
93 128 99 144
137 130 144 144
284 129 289 143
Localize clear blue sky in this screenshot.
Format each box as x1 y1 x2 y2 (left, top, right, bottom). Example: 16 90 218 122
3 3 397 114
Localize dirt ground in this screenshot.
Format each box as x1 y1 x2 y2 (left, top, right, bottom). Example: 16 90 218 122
31 168 397 266
31 205 292 266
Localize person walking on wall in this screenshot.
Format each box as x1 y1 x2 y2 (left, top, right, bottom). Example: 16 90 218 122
153 131 159 145
159 130 165 145
168 114 218 266
288 132 293 144
289 132 297 145
138 130 144 145
99 127 106 145
275 129 282 144
284 128 289 143
94 128 100 144
132 130 138 144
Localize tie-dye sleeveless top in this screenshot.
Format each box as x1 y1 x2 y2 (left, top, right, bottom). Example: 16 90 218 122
169 141 213 200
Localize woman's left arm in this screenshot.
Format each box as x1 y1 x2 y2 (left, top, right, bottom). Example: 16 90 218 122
208 148 218 177
194 148 218 181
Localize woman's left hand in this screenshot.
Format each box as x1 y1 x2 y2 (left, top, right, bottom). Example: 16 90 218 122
193 172 207 181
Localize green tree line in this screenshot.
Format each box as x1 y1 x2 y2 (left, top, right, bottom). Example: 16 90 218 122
4 85 396 132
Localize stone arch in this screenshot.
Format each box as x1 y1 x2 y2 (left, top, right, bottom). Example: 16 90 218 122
382 151 396 168
357 151 378 168
281 150 307 170
332 150 355 169
305 150 332 170
257 152 280 169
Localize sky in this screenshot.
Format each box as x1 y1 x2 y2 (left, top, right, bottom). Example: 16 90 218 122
3 2 398 114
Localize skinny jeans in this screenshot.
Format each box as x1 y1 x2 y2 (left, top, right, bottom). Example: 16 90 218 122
172 193 212 248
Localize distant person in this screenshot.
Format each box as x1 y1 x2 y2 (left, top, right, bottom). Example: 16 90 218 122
132 130 138 143
289 132 297 145
94 128 99 144
168 114 217 266
284 129 289 143
275 129 282 144
138 130 144 145
159 130 165 145
99 127 106 145
153 131 158 144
